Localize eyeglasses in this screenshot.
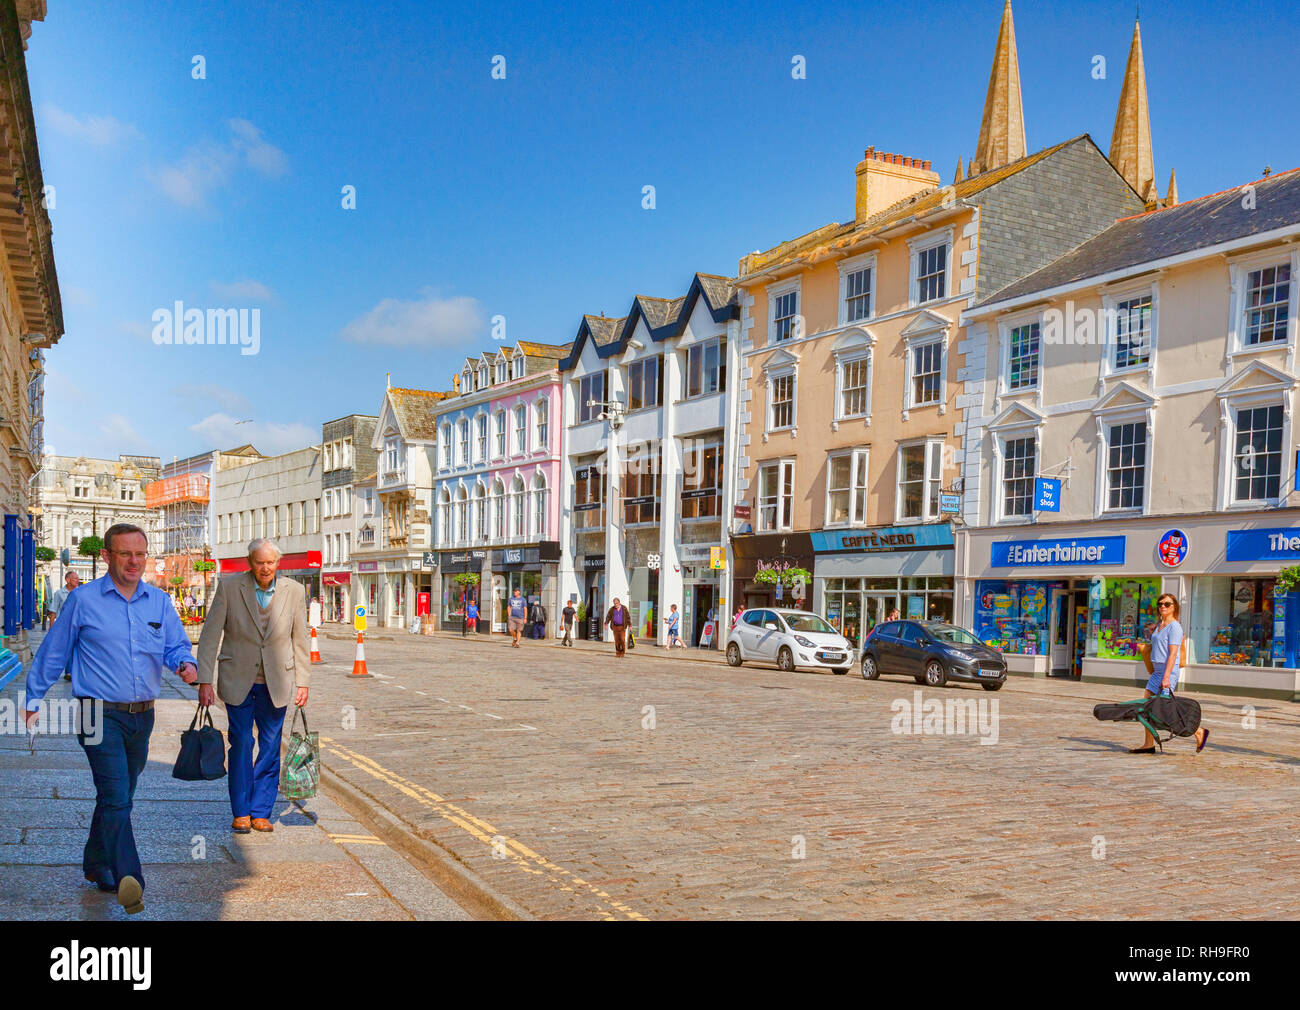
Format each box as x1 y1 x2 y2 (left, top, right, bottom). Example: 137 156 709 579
110 551 149 562
1158 601 1174 608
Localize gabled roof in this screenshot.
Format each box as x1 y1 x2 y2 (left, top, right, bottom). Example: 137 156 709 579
739 135 1105 280
559 273 740 370
384 387 452 441
981 166 1300 307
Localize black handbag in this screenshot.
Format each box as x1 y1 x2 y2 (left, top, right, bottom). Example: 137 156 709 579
172 704 227 781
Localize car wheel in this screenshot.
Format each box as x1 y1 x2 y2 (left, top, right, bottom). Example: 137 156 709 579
777 647 795 672
861 654 880 680
981 681 1004 692
924 660 947 687
726 642 743 667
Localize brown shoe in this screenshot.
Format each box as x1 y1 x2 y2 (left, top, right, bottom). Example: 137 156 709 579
250 818 274 832
231 816 251 834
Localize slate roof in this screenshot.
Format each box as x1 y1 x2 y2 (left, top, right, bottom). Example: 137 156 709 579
981 166 1300 306
387 387 452 440
739 136 1091 278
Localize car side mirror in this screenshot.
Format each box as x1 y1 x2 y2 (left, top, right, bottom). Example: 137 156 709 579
764 623 778 631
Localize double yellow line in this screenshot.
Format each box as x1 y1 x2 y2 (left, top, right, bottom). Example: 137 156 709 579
320 736 647 921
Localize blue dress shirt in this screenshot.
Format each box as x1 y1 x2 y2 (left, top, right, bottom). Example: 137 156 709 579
254 582 276 609
25 575 197 706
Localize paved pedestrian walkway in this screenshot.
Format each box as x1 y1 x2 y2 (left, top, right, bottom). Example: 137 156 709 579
0 630 471 921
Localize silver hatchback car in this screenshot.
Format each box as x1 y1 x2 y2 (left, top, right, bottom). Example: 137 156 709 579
726 608 855 674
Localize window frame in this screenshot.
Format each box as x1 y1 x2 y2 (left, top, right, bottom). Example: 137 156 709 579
756 458 795 532
681 440 723 521
894 437 946 524
1227 249 1299 361
837 252 877 326
823 447 870 528
764 357 798 434
535 396 549 450
577 372 606 424
908 228 953 307
513 403 527 455
626 356 664 412
684 337 727 399
767 277 801 344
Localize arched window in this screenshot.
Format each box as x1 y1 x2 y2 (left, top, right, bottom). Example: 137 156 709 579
532 472 549 539
70 521 82 546
439 488 452 545
513 404 527 455
511 476 526 538
535 397 549 449
473 483 487 539
455 486 468 543
491 479 506 539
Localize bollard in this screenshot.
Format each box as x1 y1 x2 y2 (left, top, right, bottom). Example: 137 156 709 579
309 626 322 664
348 630 370 678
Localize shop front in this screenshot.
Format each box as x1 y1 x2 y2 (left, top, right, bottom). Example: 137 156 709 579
811 524 954 653
728 531 815 617
679 542 724 649
322 570 351 623
958 512 1300 699
440 550 486 633
576 555 605 640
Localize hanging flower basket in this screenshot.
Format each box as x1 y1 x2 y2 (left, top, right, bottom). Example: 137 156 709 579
753 566 811 588
453 572 480 587
1279 565 1300 594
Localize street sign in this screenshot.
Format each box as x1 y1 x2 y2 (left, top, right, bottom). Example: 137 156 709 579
422 551 437 568
354 604 367 632
733 504 751 519
938 492 961 515
1034 477 1062 512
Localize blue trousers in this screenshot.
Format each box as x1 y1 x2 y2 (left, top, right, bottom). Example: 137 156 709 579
225 684 287 820
79 706 154 892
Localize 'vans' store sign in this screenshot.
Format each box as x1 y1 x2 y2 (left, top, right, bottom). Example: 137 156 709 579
991 536 1127 567
1225 528 1300 562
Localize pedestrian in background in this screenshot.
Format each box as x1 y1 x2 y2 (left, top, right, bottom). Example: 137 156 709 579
663 604 686 649
24 524 199 916
48 570 81 680
561 600 576 646
605 597 631 658
507 587 527 648
466 598 479 633
731 606 744 630
530 598 547 639
197 538 312 834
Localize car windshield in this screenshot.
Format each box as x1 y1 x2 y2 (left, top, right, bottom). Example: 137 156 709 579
782 613 837 635
927 623 981 646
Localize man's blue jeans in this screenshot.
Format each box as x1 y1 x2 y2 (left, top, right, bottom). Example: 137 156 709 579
225 684 287 820
78 706 154 891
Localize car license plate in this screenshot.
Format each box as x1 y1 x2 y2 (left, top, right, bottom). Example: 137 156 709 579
818 651 842 661
979 668 1001 677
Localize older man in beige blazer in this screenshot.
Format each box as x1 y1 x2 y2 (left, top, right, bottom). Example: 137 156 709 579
197 539 311 834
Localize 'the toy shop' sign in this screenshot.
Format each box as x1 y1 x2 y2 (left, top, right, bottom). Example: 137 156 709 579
1156 529 1188 567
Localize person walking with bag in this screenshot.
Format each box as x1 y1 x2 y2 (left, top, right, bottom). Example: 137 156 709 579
23 524 199 915
530 599 547 640
1131 593 1208 754
197 538 311 834
605 597 632 658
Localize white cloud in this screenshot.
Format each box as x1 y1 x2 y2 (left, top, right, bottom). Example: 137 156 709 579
100 413 142 446
174 383 252 414
339 292 485 348
189 413 316 456
42 105 139 146
64 286 95 307
150 120 288 207
210 279 274 301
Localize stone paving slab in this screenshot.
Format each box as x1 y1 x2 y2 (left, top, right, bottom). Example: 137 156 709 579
1 634 473 922
302 632 1300 920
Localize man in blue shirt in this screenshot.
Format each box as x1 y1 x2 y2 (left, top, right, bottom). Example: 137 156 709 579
507 588 528 648
23 523 198 915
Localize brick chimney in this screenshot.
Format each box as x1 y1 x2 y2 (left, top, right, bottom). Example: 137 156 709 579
855 147 940 222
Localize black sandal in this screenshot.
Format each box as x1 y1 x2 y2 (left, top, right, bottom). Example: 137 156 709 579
1128 746 1156 754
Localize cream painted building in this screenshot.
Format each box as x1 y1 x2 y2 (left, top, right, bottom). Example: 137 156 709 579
958 166 1300 699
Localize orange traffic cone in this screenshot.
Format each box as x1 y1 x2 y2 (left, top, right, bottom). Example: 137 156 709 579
348 630 370 678
309 626 322 664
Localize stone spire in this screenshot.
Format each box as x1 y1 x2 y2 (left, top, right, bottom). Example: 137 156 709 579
970 0 1027 176
1109 19 1157 202
954 157 965 184
1165 167 1178 206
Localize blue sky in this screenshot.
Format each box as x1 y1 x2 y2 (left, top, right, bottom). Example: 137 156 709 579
30 0 1298 462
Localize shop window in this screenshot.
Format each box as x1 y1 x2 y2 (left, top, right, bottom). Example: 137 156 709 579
681 443 722 519
1086 577 1159 659
1190 576 1284 668
974 580 1065 655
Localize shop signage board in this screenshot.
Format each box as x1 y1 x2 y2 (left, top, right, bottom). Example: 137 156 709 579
991 535 1127 567
811 524 954 554
938 493 961 515
422 551 437 568
1273 584 1287 665
1225 528 1300 562
1034 478 1061 512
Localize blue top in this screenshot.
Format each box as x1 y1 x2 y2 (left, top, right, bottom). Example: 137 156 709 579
508 595 527 619
467 602 479 619
1150 619 1183 668
49 586 74 614
254 582 276 609
25 575 197 706
667 611 679 632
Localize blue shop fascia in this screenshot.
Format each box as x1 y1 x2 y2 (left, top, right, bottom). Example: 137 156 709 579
810 522 955 653
954 510 1300 699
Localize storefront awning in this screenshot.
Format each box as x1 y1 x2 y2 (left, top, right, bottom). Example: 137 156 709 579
219 551 322 574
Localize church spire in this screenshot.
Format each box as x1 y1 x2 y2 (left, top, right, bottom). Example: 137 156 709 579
970 0 1027 176
1109 18 1156 203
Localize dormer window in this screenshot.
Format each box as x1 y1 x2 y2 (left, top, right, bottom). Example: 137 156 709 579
496 359 507 383
512 356 525 379
479 364 489 388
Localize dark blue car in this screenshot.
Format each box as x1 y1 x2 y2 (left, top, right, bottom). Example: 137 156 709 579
860 620 1007 690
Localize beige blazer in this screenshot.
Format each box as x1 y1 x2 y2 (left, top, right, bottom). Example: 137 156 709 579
197 572 311 708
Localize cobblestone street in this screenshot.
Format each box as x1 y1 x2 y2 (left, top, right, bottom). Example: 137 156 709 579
308 631 1300 919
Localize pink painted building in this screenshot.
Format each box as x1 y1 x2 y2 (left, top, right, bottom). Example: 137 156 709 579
433 340 569 634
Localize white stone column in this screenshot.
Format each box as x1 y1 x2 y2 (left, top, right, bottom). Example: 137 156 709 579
658 346 684 647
